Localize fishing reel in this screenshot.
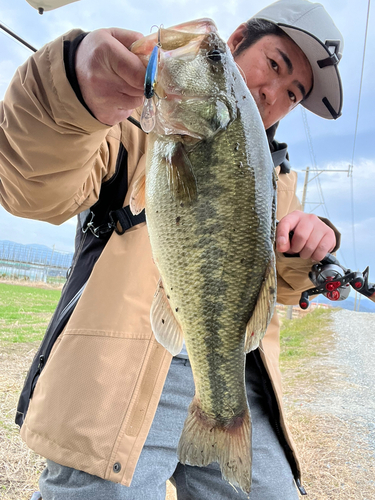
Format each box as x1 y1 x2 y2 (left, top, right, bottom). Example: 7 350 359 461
299 253 375 309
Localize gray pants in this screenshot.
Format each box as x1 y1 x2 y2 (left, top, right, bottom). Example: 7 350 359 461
39 357 299 499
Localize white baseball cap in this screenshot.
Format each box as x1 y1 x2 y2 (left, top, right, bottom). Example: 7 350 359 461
253 0 344 119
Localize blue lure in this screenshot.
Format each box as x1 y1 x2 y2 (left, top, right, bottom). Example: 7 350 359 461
141 44 159 133
144 45 159 99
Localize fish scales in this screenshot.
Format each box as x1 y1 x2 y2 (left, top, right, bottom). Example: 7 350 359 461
131 19 276 495
147 126 274 413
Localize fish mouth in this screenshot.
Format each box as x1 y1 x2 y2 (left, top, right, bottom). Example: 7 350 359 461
131 18 218 63
131 18 235 140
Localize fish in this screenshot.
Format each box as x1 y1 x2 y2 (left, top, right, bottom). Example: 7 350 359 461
131 18 277 495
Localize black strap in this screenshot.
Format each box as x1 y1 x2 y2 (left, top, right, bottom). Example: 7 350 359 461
109 206 146 235
83 205 146 238
322 97 341 120
317 52 340 68
127 116 143 130
82 143 131 238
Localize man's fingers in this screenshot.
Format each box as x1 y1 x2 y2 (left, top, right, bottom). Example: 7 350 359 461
107 37 146 90
298 228 324 260
276 211 336 261
288 219 314 255
75 28 148 125
276 211 300 252
310 233 335 262
91 88 144 125
108 28 144 49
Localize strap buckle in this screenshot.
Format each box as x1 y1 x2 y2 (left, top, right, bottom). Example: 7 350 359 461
317 40 341 68
82 211 101 238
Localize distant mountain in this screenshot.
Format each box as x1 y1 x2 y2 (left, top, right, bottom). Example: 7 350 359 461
0 240 73 268
0 240 52 252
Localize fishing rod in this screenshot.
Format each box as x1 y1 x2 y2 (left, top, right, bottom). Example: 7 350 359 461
0 22 37 52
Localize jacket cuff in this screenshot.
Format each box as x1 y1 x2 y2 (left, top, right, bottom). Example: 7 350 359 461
63 32 93 116
45 29 110 133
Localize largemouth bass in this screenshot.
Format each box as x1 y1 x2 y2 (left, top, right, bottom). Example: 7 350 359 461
131 19 277 494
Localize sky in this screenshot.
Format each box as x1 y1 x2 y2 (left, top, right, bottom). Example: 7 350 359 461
0 0 374 291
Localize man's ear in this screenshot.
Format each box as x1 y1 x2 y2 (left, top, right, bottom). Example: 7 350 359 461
227 23 247 54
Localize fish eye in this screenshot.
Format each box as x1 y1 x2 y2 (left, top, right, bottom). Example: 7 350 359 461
207 49 223 63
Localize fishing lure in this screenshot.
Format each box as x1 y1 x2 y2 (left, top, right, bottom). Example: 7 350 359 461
140 27 162 133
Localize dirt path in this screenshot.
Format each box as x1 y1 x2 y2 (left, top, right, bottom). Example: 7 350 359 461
307 309 375 448
281 309 375 499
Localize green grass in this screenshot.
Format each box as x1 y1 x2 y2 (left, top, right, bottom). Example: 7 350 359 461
280 308 332 363
0 283 61 343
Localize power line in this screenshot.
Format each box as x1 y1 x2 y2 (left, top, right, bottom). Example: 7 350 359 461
348 0 371 271
350 0 371 172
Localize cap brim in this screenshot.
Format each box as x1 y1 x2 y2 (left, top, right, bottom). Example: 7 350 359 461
280 25 343 120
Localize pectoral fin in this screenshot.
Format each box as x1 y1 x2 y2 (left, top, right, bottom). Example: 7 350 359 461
165 142 197 204
244 256 277 353
150 279 184 356
130 173 146 215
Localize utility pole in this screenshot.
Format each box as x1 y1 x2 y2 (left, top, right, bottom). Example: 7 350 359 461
301 166 310 211
286 166 310 320
301 167 350 213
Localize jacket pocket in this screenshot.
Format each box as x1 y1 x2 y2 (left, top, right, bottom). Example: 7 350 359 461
23 333 152 479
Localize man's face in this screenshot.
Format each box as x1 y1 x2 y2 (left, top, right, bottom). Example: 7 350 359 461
227 29 313 130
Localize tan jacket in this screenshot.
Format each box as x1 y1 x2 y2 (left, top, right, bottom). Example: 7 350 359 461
0 30 336 486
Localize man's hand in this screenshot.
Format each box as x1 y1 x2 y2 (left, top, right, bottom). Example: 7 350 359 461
276 210 336 261
75 28 146 126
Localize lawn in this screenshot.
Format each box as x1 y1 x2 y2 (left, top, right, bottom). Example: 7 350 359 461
0 283 61 343
280 307 331 362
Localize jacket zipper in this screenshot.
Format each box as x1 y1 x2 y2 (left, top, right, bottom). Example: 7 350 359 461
30 282 87 396
29 229 89 397
39 223 89 362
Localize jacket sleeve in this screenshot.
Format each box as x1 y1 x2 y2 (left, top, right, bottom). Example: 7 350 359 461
0 29 119 225
275 168 341 305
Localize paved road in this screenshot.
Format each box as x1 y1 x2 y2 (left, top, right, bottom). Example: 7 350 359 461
308 308 375 455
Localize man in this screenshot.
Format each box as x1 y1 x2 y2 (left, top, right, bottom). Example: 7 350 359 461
0 0 343 498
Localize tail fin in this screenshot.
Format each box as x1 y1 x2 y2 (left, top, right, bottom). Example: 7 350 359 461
177 397 252 495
